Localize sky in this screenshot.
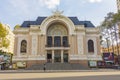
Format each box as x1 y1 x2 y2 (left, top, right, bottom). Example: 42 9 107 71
0 0 117 30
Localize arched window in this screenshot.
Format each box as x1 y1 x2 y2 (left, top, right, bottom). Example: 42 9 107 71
20 40 27 53
88 40 94 53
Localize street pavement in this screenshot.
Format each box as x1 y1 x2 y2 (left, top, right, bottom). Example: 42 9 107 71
8 75 120 80
0 69 120 80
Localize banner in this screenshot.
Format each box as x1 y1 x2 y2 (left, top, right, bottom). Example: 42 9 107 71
89 61 97 67
16 62 26 68
103 53 114 61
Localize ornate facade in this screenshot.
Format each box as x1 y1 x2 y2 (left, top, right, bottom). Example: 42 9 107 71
13 12 102 68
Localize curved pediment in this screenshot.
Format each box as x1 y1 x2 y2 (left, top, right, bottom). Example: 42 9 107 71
47 23 68 36
40 13 75 35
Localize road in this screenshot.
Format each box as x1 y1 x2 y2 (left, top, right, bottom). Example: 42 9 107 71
0 70 120 80
9 75 120 80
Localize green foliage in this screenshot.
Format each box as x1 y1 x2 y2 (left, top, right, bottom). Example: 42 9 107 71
14 24 20 29
101 12 114 29
99 12 116 50
2 38 10 48
113 12 120 24
0 22 10 48
0 50 7 55
0 50 13 64
0 23 8 38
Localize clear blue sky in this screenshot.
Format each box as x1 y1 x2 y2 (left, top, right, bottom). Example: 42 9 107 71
0 0 117 30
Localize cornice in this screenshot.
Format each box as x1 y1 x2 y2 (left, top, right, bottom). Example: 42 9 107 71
13 28 29 34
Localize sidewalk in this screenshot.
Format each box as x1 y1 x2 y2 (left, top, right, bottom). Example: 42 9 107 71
0 68 119 73
0 70 120 80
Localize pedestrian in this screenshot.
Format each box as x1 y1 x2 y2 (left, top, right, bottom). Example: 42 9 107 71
43 63 46 72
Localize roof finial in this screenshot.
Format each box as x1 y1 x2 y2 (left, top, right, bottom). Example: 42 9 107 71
52 6 63 15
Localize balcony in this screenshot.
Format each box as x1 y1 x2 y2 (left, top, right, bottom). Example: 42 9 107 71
45 44 70 47
45 44 70 50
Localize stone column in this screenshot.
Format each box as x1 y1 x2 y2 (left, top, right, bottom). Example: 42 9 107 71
52 36 54 47
61 50 64 63
52 50 54 63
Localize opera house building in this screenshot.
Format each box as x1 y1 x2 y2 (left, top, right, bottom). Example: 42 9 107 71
13 11 102 68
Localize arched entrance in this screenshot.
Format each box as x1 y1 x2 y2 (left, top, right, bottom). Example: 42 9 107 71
46 22 69 63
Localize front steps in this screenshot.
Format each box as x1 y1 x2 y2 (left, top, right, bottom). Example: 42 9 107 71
26 63 89 70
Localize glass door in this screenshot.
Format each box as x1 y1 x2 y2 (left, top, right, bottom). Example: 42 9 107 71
54 50 61 62
63 53 68 63
47 50 52 63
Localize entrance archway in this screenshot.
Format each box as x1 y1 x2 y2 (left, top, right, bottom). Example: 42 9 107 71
46 22 69 63
46 22 69 47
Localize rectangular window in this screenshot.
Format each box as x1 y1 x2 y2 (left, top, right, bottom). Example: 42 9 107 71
63 36 68 47
54 36 61 47
47 36 52 47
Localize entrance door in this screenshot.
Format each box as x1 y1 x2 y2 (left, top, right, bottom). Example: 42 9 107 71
54 53 61 62
47 52 52 63
63 53 68 63
54 50 61 62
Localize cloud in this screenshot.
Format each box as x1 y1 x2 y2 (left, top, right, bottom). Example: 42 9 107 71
39 0 60 9
88 0 102 3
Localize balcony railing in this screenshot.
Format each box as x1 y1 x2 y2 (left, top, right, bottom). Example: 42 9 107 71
45 44 70 47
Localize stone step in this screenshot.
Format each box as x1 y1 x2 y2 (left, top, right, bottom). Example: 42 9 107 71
26 63 89 70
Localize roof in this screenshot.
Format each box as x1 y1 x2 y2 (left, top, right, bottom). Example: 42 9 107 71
21 16 95 28
68 17 95 27
21 17 46 28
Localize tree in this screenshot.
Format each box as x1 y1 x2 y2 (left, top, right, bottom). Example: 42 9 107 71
100 12 118 54
14 24 20 29
113 11 120 39
2 38 10 48
113 11 120 24
0 22 9 48
0 23 8 37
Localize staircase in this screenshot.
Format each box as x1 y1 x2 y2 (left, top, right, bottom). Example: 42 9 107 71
26 63 89 70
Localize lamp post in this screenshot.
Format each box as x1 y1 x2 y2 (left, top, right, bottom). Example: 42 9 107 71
105 37 110 53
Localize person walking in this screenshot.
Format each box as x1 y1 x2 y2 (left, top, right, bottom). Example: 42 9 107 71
43 63 46 72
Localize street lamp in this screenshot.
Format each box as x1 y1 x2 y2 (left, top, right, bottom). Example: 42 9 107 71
105 37 110 53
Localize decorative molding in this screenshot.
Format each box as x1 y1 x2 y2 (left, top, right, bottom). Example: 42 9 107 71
40 14 75 35
13 28 29 34
86 37 97 55
47 24 68 36
13 56 46 61
85 28 100 34
17 36 29 57
31 35 38 55
77 34 84 55
69 54 102 60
